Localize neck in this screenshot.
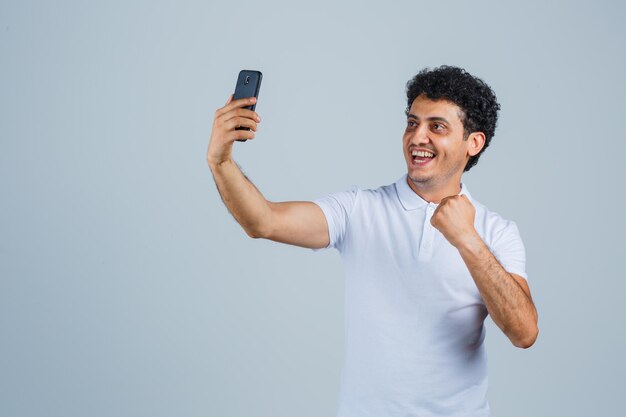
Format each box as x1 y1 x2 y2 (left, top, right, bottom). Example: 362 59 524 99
406 176 462 204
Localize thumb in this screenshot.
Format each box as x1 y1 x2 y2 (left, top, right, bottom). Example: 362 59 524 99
225 94 233 105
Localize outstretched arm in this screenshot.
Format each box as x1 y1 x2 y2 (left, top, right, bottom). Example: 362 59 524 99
207 95 272 237
207 95 330 249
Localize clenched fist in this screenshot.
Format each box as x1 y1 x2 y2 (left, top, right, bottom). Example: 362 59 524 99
207 94 262 168
430 194 479 248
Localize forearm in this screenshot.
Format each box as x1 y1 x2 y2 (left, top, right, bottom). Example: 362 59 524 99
457 233 538 348
209 159 273 237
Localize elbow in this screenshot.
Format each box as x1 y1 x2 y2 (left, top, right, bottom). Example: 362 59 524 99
512 325 539 349
245 227 265 239
245 222 271 239
245 206 274 240
511 305 539 349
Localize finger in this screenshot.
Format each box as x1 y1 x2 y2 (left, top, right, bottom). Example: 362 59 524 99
225 116 258 131
222 108 261 123
214 95 235 118
216 96 257 117
227 128 256 142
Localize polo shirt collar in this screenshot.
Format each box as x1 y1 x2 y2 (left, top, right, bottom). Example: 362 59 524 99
395 173 472 211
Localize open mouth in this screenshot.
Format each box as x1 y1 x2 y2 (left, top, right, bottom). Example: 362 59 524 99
410 149 436 167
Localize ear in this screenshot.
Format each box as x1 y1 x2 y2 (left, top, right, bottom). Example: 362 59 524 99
466 132 486 157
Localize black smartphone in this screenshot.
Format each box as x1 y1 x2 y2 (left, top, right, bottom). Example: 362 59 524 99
233 69 262 142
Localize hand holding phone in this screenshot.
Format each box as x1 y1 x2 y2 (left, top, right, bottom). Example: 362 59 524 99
233 70 262 142
207 75 262 167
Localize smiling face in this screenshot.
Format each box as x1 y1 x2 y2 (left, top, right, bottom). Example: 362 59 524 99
403 94 485 201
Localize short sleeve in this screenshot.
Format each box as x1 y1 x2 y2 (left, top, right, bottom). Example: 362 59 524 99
311 185 360 253
490 219 529 281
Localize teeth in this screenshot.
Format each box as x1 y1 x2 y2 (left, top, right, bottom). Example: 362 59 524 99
411 150 435 158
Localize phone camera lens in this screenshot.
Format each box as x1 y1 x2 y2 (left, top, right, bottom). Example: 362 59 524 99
244 76 250 85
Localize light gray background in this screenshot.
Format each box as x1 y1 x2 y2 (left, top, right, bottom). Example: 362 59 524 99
1 0 625 416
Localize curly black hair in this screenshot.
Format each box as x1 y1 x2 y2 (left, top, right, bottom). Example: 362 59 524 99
405 65 500 172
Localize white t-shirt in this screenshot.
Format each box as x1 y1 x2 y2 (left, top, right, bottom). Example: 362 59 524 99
312 173 528 417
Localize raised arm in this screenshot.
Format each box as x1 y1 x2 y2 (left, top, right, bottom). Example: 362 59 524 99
207 95 329 249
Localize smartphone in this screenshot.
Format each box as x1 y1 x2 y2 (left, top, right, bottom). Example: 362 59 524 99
233 70 262 142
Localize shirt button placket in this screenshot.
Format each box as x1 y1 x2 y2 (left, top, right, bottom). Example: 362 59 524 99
423 204 436 254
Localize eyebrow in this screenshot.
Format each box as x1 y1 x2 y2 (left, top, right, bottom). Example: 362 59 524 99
407 113 450 124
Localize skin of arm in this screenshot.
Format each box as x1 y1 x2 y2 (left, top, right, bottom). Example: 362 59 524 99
207 95 330 248
209 158 273 238
431 194 539 349
207 95 274 238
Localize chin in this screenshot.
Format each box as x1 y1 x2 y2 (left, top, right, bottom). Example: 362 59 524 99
407 169 432 184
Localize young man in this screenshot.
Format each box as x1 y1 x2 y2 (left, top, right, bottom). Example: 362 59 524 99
207 65 538 417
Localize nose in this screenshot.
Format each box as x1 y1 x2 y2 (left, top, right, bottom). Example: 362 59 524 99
409 124 431 146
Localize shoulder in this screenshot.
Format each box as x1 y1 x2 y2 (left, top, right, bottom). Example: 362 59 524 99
355 181 398 203
471 197 523 245
313 178 397 209
341 182 400 218
470 196 529 280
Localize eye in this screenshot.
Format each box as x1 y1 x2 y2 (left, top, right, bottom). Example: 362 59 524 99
432 123 445 131
407 120 417 128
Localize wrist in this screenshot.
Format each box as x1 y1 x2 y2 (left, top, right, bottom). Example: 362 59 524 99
207 155 232 170
455 230 484 254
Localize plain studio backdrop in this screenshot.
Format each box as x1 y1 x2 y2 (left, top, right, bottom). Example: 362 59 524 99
1 1 625 416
